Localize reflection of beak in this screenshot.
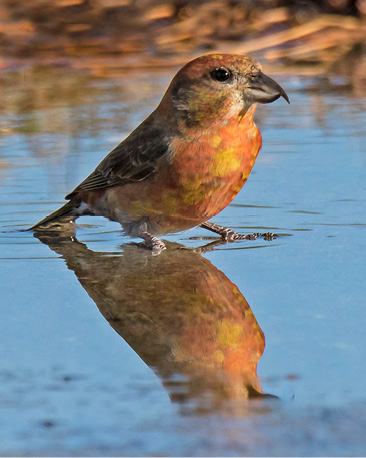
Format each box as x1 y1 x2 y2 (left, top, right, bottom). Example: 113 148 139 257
246 72 290 104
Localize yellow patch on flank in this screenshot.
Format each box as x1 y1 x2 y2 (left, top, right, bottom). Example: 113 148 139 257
216 320 244 347
181 176 209 205
209 135 222 148
212 148 242 177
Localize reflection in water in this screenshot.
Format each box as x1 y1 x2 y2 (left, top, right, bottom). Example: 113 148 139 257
34 230 275 413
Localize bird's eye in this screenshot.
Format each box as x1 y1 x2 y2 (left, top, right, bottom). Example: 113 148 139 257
210 67 232 83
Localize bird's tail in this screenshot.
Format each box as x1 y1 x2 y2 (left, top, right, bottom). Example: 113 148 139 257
28 200 79 231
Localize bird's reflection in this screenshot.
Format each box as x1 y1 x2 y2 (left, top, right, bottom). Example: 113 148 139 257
35 230 275 414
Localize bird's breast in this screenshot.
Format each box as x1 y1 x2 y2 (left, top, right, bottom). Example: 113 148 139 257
169 119 262 215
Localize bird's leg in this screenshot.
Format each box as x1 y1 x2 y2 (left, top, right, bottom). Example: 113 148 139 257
140 231 166 255
200 221 257 240
200 222 277 241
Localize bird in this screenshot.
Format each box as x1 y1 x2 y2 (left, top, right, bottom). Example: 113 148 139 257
30 53 289 253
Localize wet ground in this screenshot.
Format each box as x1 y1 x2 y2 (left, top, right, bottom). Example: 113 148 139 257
0 63 366 456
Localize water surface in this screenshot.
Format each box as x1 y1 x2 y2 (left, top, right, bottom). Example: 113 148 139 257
0 65 366 456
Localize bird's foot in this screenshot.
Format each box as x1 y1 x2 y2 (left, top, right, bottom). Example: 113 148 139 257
140 232 166 255
200 222 277 242
259 232 277 241
221 228 257 241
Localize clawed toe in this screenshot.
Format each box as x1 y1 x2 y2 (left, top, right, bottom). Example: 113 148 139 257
222 229 257 241
262 232 277 241
243 232 259 241
222 231 276 241
139 232 166 255
240 232 277 241
150 238 166 255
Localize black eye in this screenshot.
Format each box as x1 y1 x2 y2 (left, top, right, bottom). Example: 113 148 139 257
210 67 232 83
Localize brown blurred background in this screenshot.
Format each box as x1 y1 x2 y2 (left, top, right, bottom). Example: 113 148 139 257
1 0 365 78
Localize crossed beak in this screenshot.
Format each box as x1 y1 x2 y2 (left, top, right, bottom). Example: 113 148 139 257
246 72 290 104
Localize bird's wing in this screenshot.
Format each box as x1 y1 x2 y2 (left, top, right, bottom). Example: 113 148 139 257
65 120 170 199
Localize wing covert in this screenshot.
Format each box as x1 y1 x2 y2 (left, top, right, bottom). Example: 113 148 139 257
65 120 170 199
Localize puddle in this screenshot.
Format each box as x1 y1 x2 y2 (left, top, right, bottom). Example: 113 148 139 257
0 65 366 456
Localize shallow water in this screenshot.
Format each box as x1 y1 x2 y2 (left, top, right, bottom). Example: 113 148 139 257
0 65 366 456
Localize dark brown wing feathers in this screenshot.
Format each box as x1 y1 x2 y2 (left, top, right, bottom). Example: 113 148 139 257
66 118 170 200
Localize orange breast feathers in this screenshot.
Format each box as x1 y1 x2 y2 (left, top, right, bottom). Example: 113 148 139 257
169 107 262 220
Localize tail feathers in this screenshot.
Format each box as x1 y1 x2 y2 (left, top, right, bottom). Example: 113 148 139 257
29 200 79 231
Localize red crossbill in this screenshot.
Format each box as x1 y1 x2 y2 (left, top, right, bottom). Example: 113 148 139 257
30 54 289 252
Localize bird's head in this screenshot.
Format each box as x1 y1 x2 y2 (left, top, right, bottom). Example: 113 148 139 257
161 54 289 130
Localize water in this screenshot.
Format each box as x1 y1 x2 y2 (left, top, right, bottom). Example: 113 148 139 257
0 65 366 456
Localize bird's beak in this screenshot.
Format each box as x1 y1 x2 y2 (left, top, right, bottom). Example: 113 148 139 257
245 72 290 104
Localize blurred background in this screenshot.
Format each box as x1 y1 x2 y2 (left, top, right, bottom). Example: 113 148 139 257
0 0 366 85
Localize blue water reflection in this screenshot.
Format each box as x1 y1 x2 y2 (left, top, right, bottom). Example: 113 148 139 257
0 67 365 456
